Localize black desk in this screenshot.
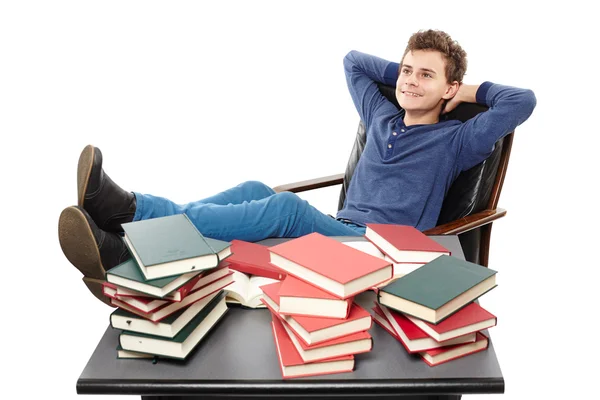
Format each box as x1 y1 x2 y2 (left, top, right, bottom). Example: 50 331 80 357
77 236 504 399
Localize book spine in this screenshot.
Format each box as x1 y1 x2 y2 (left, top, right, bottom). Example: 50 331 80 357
183 213 220 262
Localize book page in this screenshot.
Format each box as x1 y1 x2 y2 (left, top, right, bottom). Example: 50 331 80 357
247 276 279 305
226 270 250 304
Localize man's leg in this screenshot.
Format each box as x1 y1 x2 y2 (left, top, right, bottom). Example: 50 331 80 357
134 190 364 242
192 180 276 206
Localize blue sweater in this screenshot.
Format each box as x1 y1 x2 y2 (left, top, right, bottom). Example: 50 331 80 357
336 50 537 231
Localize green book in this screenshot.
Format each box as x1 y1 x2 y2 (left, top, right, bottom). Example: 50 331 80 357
106 258 203 298
378 255 497 324
110 289 222 338
121 214 232 280
119 290 228 360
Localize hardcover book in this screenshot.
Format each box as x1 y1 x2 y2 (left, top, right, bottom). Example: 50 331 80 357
405 302 497 342
420 332 489 367
378 255 497 324
278 275 353 319
364 224 450 263
106 258 203 299
122 214 232 279
227 240 285 280
269 233 392 299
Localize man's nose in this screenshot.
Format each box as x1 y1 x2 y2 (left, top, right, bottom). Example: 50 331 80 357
406 73 419 86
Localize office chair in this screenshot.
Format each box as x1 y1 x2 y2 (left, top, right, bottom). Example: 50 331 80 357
273 83 514 267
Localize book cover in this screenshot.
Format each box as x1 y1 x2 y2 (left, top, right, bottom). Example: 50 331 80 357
420 332 489 367
364 224 450 263
269 233 393 299
122 214 232 279
405 302 497 342
227 240 285 280
270 317 354 379
378 255 498 324
278 275 353 319
119 290 229 360
110 290 222 338
106 258 203 298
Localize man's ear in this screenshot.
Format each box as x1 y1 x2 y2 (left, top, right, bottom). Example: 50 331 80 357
442 81 460 100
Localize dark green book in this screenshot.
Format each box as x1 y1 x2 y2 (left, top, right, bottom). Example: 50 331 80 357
106 258 203 298
121 214 232 280
378 255 497 324
116 344 154 359
110 289 221 338
119 290 228 360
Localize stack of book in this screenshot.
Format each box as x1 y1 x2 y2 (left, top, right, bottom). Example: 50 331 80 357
103 214 234 361
370 227 498 366
259 232 394 379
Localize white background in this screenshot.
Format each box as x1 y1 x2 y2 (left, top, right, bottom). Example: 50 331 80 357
1 1 598 399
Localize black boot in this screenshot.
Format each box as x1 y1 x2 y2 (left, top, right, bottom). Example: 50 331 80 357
58 206 131 306
77 145 136 233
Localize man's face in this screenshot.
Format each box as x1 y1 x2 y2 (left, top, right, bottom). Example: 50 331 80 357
395 50 455 113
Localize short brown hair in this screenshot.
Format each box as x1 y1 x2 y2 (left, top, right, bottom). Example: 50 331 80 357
402 29 467 84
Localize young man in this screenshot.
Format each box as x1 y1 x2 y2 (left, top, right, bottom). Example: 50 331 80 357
59 29 536 304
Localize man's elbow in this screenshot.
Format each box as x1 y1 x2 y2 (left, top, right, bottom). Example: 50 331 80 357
524 89 537 116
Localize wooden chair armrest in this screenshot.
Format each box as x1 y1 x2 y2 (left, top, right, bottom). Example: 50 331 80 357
424 208 507 235
272 173 345 193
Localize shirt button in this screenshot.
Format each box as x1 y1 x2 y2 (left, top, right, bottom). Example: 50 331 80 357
400 128 405 132
392 132 397 136
388 144 392 149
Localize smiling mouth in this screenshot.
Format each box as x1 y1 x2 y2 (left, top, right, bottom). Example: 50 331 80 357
402 91 422 97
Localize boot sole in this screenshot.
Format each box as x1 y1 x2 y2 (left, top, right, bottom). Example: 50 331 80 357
77 145 94 207
83 277 115 307
58 206 106 280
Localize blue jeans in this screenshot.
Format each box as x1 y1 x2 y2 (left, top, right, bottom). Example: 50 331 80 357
133 181 366 242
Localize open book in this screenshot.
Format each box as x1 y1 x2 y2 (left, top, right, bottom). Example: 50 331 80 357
225 270 279 309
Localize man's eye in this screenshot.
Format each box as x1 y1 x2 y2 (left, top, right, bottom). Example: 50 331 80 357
402 69 411 74
423 73 432 78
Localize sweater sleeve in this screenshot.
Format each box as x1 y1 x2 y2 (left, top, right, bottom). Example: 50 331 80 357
458 82 537 171
344 50 400 127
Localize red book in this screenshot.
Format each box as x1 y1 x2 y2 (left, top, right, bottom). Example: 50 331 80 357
111 273 234 322
405 302 497 342
270 316 354 379
377 303 476 353
420 332 489 367
268 233 393 299
278 275 353 319
371 306 400 338
279 316 372 363
227 240 286 280
260 281 372 345
364 224 450 263
104 281 169 312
